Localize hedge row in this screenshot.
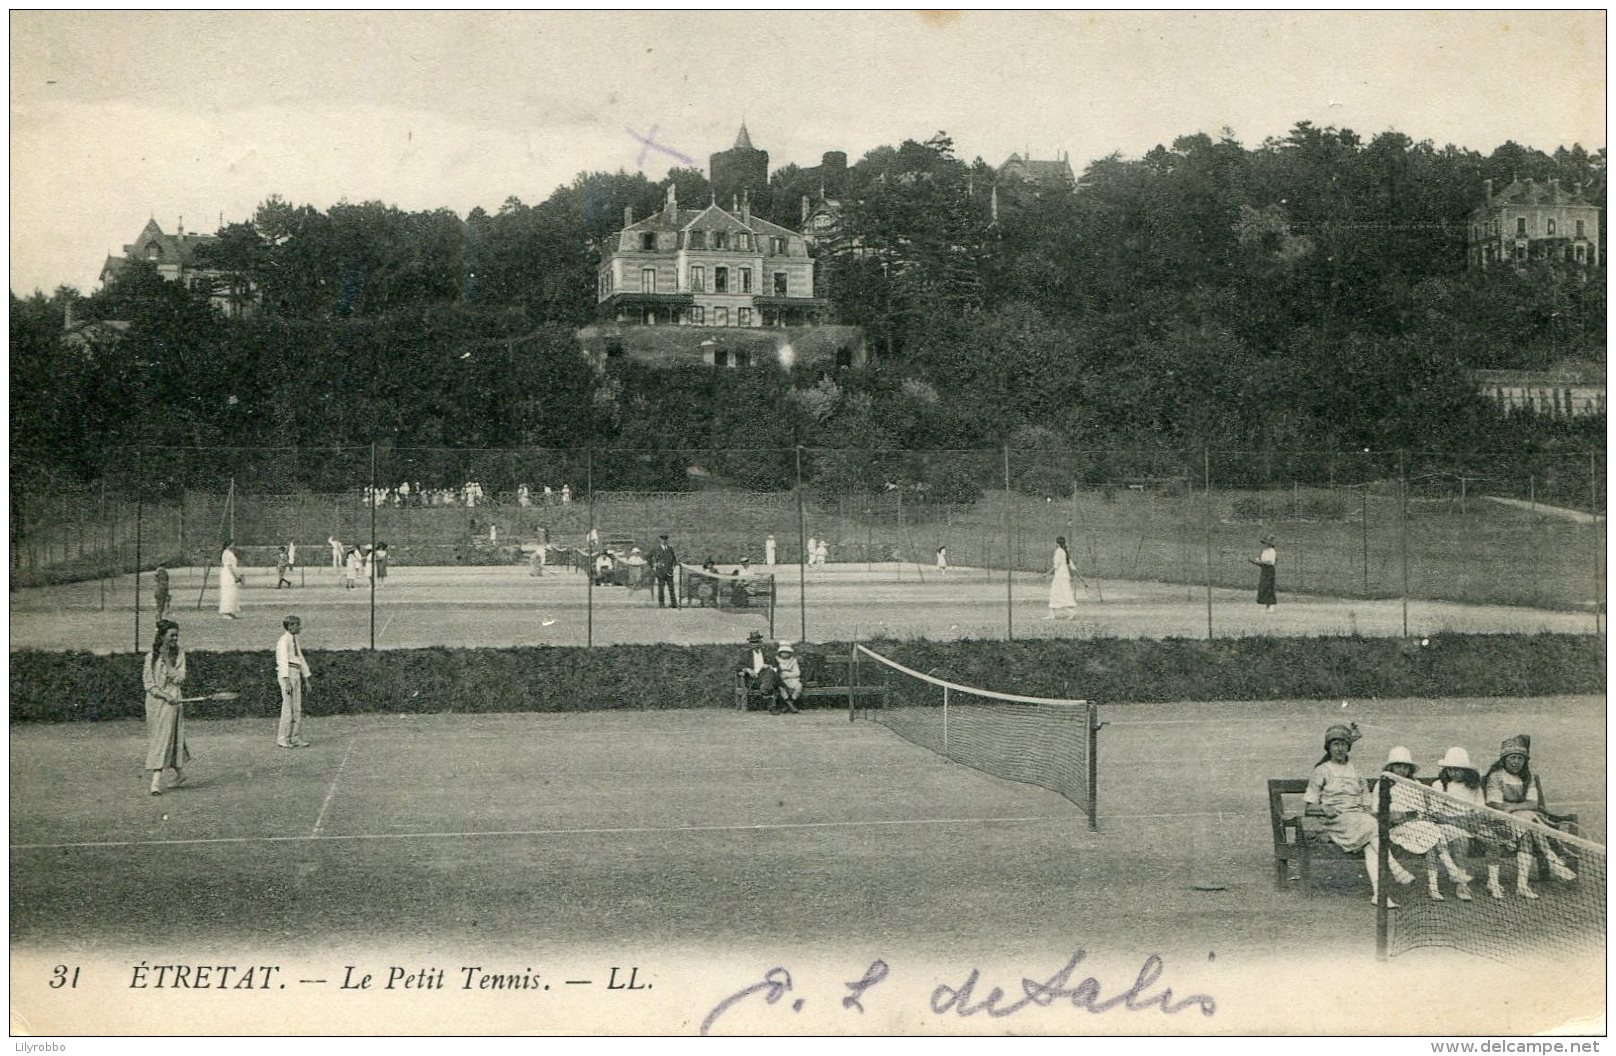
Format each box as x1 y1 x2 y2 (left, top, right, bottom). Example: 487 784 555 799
9 634 1603 724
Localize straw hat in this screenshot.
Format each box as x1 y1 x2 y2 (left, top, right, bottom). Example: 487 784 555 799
1500 734 1531 759
1438 746 1475 771
1384 746 1414 768
776 642 795 656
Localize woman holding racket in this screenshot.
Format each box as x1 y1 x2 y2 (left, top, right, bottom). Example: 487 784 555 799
143 619 190 795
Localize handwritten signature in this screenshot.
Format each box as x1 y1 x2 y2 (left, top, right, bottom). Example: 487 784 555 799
700 951 1214 1035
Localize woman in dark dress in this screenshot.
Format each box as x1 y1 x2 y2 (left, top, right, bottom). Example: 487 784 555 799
1251 535 1277 610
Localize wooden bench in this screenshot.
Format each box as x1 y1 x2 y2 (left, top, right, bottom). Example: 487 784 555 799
1268 777 1580 896
734 651 886 712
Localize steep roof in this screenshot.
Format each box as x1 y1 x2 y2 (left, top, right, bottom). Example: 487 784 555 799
119 218 215 264
734 122 755 151
998 154 1075 185
617 201 804 239
1490 178 1598 209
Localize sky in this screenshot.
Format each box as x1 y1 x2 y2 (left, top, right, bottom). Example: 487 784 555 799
9 10 1607 296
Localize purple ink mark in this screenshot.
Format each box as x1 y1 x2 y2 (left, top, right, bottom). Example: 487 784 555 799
627 125 694 168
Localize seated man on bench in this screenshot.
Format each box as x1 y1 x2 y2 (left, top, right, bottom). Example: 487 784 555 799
738 630 778 711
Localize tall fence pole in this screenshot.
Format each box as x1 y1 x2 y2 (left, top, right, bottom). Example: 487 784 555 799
1003 444 1013 641
1593 449 1603 636
1360 479 1369 595
369 442 377 651
795 444 807 643
1399 450 1409 639
1529 474 1539 608
586 448 594 650
1203 446 1213 641
134 447 144 653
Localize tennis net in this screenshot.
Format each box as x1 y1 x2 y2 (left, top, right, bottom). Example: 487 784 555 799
851 644 1099 830
678 563 776 633
1377 772 1605 963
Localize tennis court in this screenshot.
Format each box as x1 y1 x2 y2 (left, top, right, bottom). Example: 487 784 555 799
7 560 1600 655
10 690 1604 1035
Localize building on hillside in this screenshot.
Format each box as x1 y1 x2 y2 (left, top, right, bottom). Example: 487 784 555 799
595 183 827 328
1471 359 1605 417
1468 178 1601 269
709 123 770 213
99 217 257 317
996 151 1076 191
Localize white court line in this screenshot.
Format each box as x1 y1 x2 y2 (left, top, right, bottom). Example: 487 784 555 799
11 814 1073 852
310 733 359 837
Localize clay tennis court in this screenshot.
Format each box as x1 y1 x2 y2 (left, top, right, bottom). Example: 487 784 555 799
10 688 1604 1035
7 560 1601 654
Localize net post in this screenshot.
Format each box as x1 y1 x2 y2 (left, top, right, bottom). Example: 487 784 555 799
1087 700 1099 832
1376 776 1391 960
942 685 950 754
848 638 857 722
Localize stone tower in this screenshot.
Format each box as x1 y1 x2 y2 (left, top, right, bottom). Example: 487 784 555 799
709 122 769 209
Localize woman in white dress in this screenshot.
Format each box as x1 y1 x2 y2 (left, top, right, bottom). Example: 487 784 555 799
218 541 242 619
1047 536 1078 619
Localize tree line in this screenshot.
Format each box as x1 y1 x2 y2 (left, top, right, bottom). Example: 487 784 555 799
11 122 1605 496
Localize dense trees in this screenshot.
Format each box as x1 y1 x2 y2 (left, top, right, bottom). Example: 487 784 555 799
11 122 1605 493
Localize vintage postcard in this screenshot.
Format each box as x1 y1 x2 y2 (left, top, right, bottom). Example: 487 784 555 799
9 10 1607 1044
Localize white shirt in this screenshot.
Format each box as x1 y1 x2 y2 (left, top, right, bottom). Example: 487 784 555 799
745 648 767 675
222 548 239 574
287 542 296 565
276 631 311 680
1259 546 1277 566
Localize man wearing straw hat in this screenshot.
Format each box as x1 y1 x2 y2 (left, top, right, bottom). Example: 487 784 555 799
738 630 778 711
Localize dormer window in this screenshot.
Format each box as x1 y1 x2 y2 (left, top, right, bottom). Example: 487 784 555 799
770 237 788 255
1547 219 1557 236
688 230 706 250
713 231 729 250
640 232 657 251
145 242 161 260
736 233 752 251
1516 217 1527 236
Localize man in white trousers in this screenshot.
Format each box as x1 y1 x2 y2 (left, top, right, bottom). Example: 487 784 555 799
275 615 312 748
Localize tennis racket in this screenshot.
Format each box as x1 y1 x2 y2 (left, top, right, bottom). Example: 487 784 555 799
178 691 240 703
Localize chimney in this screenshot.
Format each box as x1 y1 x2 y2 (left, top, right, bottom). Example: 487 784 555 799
802 195 810 223
740 188 750 225
731 194 739 213
177 215 184 237
1484 179 1493 205
624 205 633 229
63 301 75 330
665 183 677 222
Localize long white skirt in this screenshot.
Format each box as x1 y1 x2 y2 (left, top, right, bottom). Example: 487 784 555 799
218 570 240 615
1048 564 1078 610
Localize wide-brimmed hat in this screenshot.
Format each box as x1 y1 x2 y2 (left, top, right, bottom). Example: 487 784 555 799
1323 723 1361 750
1500 734 1531 759
1260 535 1276 546
747 630 763 644
1438 746 1475 771
1384 746 1414 768
776 642 795 655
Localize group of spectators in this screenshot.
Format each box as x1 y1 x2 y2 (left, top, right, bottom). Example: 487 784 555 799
1306 723 1579 908
360 482 575 509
